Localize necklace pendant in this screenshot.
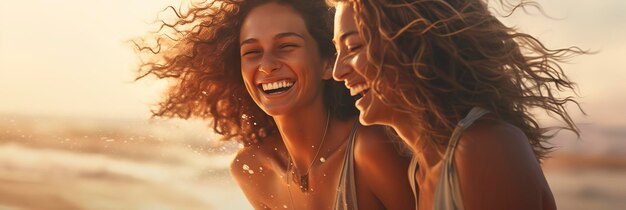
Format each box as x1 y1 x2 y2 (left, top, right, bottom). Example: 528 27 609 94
300 174 309 192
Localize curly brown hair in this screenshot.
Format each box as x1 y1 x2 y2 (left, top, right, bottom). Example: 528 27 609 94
338 0 585 160
133 0 357 145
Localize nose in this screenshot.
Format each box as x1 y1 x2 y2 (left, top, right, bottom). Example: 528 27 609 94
258 53 281 74
332 54 350 81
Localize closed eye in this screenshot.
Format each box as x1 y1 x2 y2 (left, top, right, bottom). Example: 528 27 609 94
242 49 261 57
279 43 300 50
347 44 362 53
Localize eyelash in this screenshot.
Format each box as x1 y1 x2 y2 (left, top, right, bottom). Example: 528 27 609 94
241 43 299 57
347 44 362 53
279 43 299 49
242 50 260 57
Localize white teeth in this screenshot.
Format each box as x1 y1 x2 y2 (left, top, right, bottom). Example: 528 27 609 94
350 84 370 96
261 80 294 91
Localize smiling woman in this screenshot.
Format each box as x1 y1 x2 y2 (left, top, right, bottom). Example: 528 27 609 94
238 5 329 116
133 0 355 145
332 0 587 209
134 0 415 209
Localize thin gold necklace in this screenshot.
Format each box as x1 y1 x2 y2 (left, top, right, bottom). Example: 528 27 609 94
287 111 330 197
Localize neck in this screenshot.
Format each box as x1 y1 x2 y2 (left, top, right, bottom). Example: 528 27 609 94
273 99 329 174
389 114 444 170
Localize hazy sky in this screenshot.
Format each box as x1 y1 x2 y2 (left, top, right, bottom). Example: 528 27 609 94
1 0 625 125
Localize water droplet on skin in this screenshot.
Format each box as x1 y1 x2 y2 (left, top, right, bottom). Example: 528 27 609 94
274 147 278 151
270 194 274 198
310 188 314 191
311 145 315 148
319 157 326 163
323 173 326 177
243 164 250 170
248 170 254 174
283 205 288 208
259 166 263 171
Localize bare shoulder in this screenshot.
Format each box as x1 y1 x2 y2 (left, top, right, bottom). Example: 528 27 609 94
455 120 538 167
230 133 281 180
353 125 415 210
353 124 411 171
230 133 283 209
454 120 552 209
353 125 405 160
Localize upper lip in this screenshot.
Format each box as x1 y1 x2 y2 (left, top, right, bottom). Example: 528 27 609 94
345 80 367 89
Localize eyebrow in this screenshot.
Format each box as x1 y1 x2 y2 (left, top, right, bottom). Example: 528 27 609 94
240 32 305 46
275 32 305 40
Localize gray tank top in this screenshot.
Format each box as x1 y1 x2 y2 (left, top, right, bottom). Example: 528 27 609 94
334 122 360 210
408 107 490 210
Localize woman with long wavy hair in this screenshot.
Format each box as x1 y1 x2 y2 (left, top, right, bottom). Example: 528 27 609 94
134 0 415 209
332 0 584 209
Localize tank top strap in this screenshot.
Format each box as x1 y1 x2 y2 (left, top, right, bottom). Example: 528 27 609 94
446 107 491 156
334 121 360 210
433 106 490 210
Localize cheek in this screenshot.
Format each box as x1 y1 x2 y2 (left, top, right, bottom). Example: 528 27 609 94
350 54 371 80
240 59 256 77
284 53 317 78
240 65 257 89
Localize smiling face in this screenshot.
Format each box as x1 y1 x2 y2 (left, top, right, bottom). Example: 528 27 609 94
332 2 392 126
240 2 331 117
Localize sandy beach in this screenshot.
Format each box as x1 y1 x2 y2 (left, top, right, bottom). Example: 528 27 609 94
0 115 625 210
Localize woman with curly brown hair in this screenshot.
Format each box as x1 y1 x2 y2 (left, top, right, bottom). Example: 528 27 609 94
332 0 585 209
135 0 415 209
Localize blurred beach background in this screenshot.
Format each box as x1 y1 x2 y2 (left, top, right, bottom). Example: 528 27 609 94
0 0 625 209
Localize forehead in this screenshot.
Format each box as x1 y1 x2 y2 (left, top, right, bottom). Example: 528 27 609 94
333 2 358 39
240 3 309 41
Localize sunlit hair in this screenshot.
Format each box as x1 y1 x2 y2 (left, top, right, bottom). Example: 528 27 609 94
337 0 585 160
133 0 357 145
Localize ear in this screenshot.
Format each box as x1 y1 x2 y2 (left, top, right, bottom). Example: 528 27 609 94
322 58 334 80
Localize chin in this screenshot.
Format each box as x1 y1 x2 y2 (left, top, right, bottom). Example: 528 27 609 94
358 116 376 126
358 111 380 126
258 104 291 117
358 104 397 127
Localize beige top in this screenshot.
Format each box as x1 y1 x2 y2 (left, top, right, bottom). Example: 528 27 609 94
408 107 490 210
334 122 360 210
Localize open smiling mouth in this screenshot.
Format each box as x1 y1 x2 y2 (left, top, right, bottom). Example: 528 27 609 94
351 83 370 98
258 80 295 95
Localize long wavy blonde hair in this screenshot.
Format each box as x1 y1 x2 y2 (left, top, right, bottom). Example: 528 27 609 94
337 0 585 160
